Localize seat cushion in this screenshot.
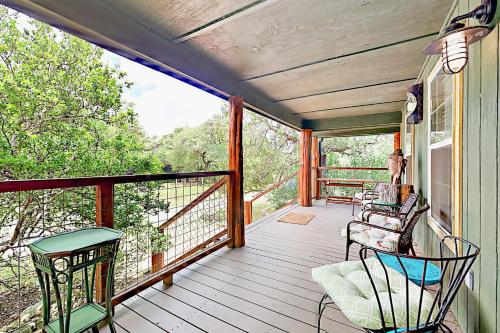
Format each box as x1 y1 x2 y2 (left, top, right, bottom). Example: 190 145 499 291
342 216 402 251
312 258 438 330
354 213 402 230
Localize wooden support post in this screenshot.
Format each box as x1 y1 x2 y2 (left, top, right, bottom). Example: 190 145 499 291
244 201 252 225
299 129 312 207
95 183 113 303
311 137 320 200
151 229 172 287
228 96 245 248
394 131 401 150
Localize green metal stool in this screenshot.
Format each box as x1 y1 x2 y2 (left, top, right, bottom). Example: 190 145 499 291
29 227 122 333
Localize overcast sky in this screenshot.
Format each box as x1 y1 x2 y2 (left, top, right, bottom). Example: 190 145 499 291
104 52 226 137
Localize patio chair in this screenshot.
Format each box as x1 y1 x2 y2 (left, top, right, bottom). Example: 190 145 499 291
352 182 381 215
313 236 479 332
356 193 419 226
343 204 429 261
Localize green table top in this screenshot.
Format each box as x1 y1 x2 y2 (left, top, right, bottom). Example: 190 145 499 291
28 227 122 258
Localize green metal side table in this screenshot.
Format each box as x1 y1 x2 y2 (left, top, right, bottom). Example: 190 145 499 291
28 227 122 333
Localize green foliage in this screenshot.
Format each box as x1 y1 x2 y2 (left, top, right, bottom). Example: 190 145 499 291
0 11 170 328
154 106 299 192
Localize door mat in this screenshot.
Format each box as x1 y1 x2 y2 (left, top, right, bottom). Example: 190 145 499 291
277 213 315 225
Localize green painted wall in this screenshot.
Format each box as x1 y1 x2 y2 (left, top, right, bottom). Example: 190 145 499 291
405 1 500 332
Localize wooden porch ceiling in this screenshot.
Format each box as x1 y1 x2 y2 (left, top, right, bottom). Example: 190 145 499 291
2 0 453 135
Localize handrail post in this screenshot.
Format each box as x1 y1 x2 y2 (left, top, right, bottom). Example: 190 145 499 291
95 183 114 303
299 129 312 207
244 201 252 225
311 137 320 200
151 229 172 287
227 96 245 248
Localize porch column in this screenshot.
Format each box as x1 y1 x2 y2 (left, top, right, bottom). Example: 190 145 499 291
394 131 401 150
311 137 321 200
228 96 245 248
299 129 312 207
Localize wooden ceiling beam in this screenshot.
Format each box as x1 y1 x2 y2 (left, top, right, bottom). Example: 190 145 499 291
303 112 402 132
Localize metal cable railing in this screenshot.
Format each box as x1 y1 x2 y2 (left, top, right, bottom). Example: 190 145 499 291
0 171 232 332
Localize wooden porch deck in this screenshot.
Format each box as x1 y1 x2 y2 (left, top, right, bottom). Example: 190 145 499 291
105 201 461 333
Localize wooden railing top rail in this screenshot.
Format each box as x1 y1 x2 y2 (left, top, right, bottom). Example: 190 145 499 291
318 166 388 171
0 170 232 193
248 171 298 203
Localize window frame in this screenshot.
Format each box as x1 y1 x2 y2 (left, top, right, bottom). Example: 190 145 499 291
426 59 463 253
404 121 414 185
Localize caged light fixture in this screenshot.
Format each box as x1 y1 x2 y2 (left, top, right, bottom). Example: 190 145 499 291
423 0 497 74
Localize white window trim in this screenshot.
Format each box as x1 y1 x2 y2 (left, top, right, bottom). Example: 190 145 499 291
427 60 453 235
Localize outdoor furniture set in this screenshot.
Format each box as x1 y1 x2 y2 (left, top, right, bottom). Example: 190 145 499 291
314 187 480 332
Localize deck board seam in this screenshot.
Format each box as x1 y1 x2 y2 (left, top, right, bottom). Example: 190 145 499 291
192 260 322 294
181 264 361 330
174 272 361 332
153 284 289 333
120 303 172 333
136 292 246 333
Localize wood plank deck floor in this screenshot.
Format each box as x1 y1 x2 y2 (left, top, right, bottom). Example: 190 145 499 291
104 201 462 333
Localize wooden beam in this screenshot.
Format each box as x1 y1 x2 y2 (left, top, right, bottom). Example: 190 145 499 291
313 125 401 138
227 96 244 248
95 183 113 303
394 131 401 150
302 112 402 132
299 129 312 207
311 137 320 200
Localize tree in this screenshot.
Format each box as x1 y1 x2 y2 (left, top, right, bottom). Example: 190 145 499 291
155 106 299 191
0 10 169 329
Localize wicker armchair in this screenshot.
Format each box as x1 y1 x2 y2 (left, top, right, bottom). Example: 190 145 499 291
359 193 419 226
345 204 429 260
352 182 381 215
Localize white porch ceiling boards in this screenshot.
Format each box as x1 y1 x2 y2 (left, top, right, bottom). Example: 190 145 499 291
1 0 453 134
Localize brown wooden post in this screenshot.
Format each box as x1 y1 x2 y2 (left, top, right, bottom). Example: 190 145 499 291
95 183 113 303
227 96 245 248
299 129 312 207
151 230 172 287
311 137 320 200
394 131 401 150
244 201 252 225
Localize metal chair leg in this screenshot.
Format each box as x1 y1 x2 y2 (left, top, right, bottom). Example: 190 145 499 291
317 303 327 333
345 240 351 261
318 293 328 314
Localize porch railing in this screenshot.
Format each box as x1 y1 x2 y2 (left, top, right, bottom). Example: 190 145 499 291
316 166 389 200
0 171 234 332
244 171 298 224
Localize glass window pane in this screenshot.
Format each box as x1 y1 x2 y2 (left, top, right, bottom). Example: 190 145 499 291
430 69 453 145
430 145 452 232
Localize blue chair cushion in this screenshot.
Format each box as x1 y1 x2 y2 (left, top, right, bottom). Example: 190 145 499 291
377 253 441 286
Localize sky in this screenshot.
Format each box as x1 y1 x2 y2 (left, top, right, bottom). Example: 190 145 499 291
104 52 226 137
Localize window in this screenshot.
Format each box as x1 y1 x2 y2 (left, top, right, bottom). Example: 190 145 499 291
427 61 460 235
404 123 413 184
